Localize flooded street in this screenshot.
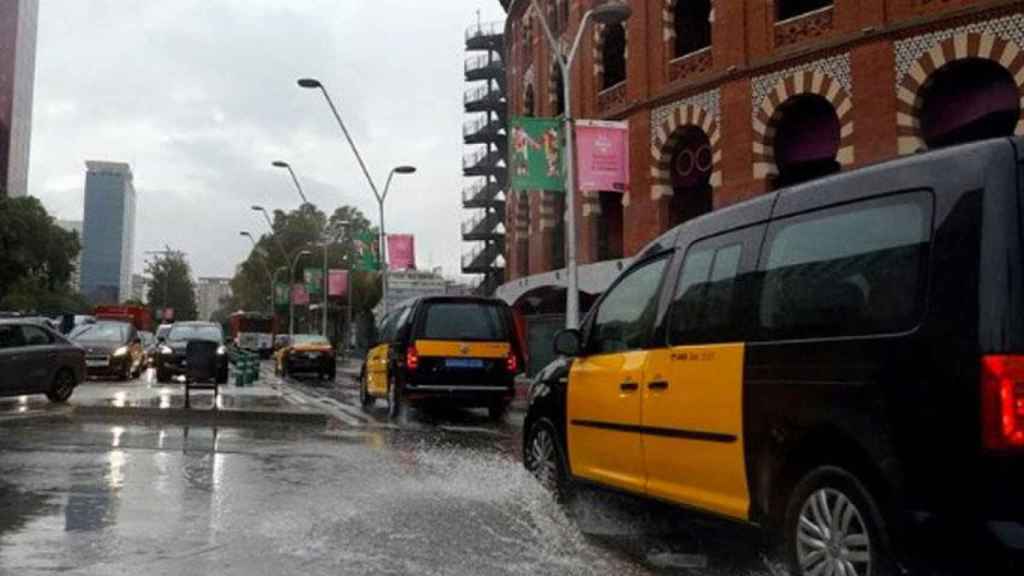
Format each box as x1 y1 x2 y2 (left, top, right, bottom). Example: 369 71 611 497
0 414 707 576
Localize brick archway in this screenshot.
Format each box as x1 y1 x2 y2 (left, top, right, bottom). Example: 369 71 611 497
752 70 854 180
897 31 1024 155
650 103 722 200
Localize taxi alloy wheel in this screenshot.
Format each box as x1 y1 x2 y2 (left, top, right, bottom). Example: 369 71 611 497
525 419 568 498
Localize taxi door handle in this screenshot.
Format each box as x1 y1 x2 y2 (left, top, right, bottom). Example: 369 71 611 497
648 381 669 391
619 381 639 392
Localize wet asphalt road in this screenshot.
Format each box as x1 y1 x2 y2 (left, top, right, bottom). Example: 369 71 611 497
0 369 1006 575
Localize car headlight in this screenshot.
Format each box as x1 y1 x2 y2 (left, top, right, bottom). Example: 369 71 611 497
217 345 227 356
113 346 129 357
160 345 173 355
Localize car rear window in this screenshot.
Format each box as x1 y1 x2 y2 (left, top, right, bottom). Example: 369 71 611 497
420 303 507 342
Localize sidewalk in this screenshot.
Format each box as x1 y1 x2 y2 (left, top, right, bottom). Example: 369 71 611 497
56 372 331 426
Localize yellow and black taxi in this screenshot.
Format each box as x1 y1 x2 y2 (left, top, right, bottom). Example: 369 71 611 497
523 137 1024 575
359 296 523 419
275 334 336 381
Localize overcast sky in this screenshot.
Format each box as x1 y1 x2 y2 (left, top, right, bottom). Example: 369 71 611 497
29 0 506 281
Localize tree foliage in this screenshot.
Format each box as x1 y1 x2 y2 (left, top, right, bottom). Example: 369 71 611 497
145 252 198 322
0 195 85 313
229 203 381 321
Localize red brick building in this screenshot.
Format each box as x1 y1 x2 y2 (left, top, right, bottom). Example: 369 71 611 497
498 0 1024 304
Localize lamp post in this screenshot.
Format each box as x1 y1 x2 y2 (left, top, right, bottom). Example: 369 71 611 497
240 231 274 314
271 160 310 206
289 250 312 336
530 0 631 329
251 205 289 261
333 220 354 351
296 76 416 315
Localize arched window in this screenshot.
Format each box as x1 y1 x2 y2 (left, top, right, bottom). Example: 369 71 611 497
674 0 712 58
668 126 714 227
772 93 841 188
919 58 1020 149
524 84 536 117
778 0 832 21
601 23 627 89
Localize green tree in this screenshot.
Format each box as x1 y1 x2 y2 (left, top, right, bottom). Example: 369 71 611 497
0 194 84 312
230 202 381 318
146 252 198 321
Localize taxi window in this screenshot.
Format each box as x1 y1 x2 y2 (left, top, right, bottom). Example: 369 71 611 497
588 254 669 354
421 303 506 341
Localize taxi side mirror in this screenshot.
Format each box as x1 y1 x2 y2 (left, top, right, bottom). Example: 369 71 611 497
553 329 582 357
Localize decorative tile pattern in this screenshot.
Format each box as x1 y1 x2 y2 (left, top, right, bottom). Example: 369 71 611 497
649 88 723 199
597 82 627 112
894 13 1024 154
669 48 713 83
894 13 1024 79
774 6 834 49
751 53 851 120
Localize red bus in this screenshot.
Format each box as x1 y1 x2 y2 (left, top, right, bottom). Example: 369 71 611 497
229 312 277 358
94 305 153 332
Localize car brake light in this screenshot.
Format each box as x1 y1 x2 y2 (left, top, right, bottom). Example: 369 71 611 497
980 355 1024 451
506 352 518 373
406 346 419 370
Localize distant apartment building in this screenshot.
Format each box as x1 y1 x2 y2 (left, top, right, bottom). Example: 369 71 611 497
57 219 83 292
0 0 38 198
81 162 137 304
196 277 232 321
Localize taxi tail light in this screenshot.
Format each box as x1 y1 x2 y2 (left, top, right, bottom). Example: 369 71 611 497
406 346 420 371
980 355 1024 451
506 351 519 373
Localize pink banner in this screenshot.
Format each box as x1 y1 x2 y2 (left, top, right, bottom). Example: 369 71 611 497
575 120 630 193
328 269 349 299
387 234 416 270
291 284 309 306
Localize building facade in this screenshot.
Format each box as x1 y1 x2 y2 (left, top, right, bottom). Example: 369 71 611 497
81 161 137 304
0 0 38 198
57 219 83 292
499 0 1024 311
195 277 231 321
131 274 148 305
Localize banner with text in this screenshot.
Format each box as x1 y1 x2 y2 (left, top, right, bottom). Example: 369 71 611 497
509 116 564 192
291 284 309 306
576 119 630 193
328 269 349 299
387 235 416 271
304 268 323 295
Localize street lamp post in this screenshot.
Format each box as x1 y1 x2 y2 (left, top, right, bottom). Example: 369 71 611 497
289 250 312 336
240 231 274 314
271 161 310 205
530 0 632 329
296 76 416 315
251 205 289 261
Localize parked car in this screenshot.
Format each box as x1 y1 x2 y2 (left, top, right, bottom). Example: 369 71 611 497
0 319 84 402
154 322 228 384
69 321 145 380
522 137 1024 575
274 334 336 380
359 296 523 419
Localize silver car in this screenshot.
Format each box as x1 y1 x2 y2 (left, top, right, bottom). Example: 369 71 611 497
0 319 85 402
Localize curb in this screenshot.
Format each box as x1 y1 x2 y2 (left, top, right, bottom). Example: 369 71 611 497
70 405 330 427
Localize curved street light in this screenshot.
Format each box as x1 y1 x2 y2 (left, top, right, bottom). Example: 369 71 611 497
271 160 310 205
298 75 417 314
240 231 274 314
530 0 631 329
289 249 313 336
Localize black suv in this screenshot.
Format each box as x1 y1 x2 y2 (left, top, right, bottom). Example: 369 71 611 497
154 322 229 384
524 137 1024 574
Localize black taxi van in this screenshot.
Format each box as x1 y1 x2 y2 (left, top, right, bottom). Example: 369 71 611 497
359 296 523 419
523 137 1024 575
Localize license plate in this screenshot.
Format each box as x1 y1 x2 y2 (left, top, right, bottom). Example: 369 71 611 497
86 359 109 368
305 352 319 359
446 358 484 369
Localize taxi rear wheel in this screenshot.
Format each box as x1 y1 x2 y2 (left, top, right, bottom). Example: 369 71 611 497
359 371 375 409
387 376 402 419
